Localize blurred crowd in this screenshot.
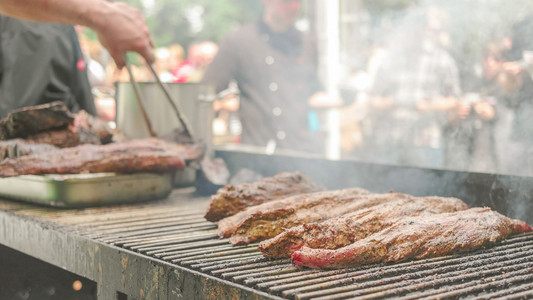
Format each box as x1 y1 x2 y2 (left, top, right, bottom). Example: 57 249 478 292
337 7 533 176
74 3 533 176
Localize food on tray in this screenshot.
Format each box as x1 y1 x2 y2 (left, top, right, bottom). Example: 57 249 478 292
74 110 128 144
0 101 74 139
0 102 127 147
0 139 59 161
259 194 469 258
290 207 532 269
204 171 323 222
0 138 204 177
218 188 406 245
22 126 101 148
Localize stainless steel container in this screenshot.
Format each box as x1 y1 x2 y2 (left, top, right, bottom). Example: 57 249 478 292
0 173 173 207
115 82 215 186
115 82 215 147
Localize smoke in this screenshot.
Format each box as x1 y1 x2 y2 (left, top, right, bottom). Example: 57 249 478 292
344 0 533 176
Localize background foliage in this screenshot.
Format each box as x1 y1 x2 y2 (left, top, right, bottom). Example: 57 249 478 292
126 0 262 52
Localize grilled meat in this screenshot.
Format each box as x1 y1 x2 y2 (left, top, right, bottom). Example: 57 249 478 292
218 188 416 245
0 139 59 161
0 138 203 177
205 172 323 222
23 126 101 148
0 101 75 140
74 110 128 144
259 194 469 258
291 207 532 269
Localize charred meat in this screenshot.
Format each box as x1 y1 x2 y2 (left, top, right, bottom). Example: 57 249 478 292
205 172 323 222
23 126 101 148
0 138 203 177
291 207 532 269
218 188 414 245
74 110 129 144
259 194 469 258
0 139 59 161
0 101 75 140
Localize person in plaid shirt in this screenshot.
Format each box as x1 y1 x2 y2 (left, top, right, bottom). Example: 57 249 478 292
368 9 461 168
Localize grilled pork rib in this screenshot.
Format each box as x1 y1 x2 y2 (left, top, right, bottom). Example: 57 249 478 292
259 194 469 258
291 207 533 269
205 172 323 222
23 126 101 148
218 189 419 245
0 139 60 161
0 138 204 177
0 101 75 140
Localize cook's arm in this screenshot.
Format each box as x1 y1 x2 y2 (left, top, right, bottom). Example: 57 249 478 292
0 0 154 68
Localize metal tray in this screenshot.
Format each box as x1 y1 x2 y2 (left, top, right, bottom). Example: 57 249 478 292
0 172 173 207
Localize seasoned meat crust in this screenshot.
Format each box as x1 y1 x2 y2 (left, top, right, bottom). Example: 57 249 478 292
22 126 101 148
291 207 532 269
205 172 323 222
0 138 204 177
259 194 469 258
0 101 75 140
216 188 403 245
0 139 59 161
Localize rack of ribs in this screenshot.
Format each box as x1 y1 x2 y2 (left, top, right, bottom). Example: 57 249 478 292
259 194 470 258
0 138 204 177
0 101 75 140
218 189 427 245
204 172 323 222
0 139 60 161
291 207 532 269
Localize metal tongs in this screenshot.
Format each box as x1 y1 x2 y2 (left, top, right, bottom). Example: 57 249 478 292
124 56 195 143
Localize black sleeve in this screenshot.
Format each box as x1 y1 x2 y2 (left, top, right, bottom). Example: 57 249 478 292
66 26 97 116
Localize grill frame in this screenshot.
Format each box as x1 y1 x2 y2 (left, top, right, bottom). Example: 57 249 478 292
1 148 533 299
1 190 533 300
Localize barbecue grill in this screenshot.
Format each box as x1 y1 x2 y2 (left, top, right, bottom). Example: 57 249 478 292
1 147 533 299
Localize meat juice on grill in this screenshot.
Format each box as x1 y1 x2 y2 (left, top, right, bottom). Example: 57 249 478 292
205 172 323 222
291 207 533 269
218 188 414 245
259 194 470 258
0 138 204 177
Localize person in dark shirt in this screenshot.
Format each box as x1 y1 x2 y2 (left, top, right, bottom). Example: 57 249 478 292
203 0 333 154
0 0 154 69
0 0 154 117
0 16 95 117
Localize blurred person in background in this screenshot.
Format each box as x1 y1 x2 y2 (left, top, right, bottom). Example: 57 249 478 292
486 15 533 175
0 0 154 117
443 93 497 172
78 27 120 122
155 47 174 82
368 8 460 168
173 41 218 83
188 41 218 83
0 16 96 117
203 0 339 154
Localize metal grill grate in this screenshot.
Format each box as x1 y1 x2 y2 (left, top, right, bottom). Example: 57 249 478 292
50 202 533 300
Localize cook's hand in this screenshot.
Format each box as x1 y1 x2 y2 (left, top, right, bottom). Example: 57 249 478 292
92 2 155 69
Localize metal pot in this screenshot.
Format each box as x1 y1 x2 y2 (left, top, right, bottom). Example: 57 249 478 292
115 82 216 186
